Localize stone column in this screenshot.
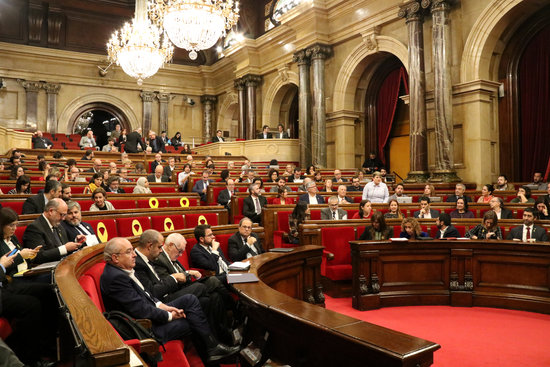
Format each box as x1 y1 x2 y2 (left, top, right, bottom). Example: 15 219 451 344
201 95 217 143
17 80 41 129
293 49 312 167
43 83 60 134
423 0 461 182
399 1 430 182
234 79 247 139
308 43 333 168
156 92 173 134
243 74 262 140
140 91 155 133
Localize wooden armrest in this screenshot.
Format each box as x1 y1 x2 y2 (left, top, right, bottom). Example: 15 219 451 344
323 251 335 261
136 319 152 329
139 338 160 356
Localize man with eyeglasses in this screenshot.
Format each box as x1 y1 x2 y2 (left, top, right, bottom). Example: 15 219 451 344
227 218 264 262
100 237 240 363
22 198 85 264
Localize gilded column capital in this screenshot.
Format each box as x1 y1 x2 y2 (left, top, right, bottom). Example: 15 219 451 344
398 1 425 23
234 78 246 90
242 74 263 88
421 0 454 12
17 79 42 92
43 83 61 94
156 92 173 103
306 43 333 61
292 49 310 66
140 91 156 102
201 95 217 105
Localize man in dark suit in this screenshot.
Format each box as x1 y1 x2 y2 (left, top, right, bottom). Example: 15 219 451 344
22 199 85 264
287 168 305 183
192 171 214 202
321 196 348 220
189 225 230 278
148 131 166 153
257 125 272 139
106 176 126 193
414 197 440 219
507 208 549 242
336 185 353 204
32 130 53 149
445 183 472 203
435 213 461 239
85 158 103 173
211 130 225 143
61 201 99 246
298 181 325 204
125 128 145 153
242 183 268 224
274 124 289 139
332 169 348 183
217 179 237 212
150 153 166 172
227 218 264 262
22 180 62 215
163 157 177 181
100 237 239 362
147 165 170 183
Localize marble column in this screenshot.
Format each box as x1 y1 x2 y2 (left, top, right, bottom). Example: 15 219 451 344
293 49 312 168
424 0 461 182
308 43 332 168
398 1 430 182
43 83 60 134
156 92 173 134
201 95 217 143
243 74 262 141
140 91 155 133
234 79 247 139
17 79 41 129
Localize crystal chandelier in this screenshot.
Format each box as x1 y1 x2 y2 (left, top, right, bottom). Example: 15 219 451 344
148 0 240 60
107 0 174 85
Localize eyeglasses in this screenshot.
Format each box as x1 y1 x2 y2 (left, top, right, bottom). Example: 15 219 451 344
115 248 135 255
172 244 184 255
240 225 252 230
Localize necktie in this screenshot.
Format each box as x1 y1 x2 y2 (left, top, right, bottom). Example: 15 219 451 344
332 211 336 220
526 226 531 240
77 224 91 236
172 261 184 273
421 213 424 219
52 227 63 247
255 197 261 214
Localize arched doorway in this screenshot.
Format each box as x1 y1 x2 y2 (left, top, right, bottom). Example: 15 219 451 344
219 103 239 139
266 83 299 137
69 102 130 149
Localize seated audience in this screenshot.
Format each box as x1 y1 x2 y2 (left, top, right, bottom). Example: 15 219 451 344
61 201 99 246
314 171 323 183
8 165 25 180
530 171 547 191
228 218 264 261
435 213 461 239
489 196 513 219
81 149 94 160
148 131 166 153
347 176 363 192
219 169 230 184
422 184 436 199
506 208 548 242
336 185 353 204
148 165 170 183
7 175 31 194
32 130 53 149
106 175 125 193
257 125 272 139
273 187 292 205
275 123 289 139
384 199 403 219
321 196 348 220
133 177 152 194
534 198 550 220
414 196 440 218
399 217 429 239
242 183 267 224
84 173 103 195
297 177 311 192
217 179 237 212
89 188 115 211
332 169 347 183
465 210 502 240
352 200 373 219
102 137 117 152
288 168 305 183
61 183 72 202
267 168 280 184
509 186 535 204
269 176 288 193
252 178 265 194
495 175 514 191
477 184 494 203
449 198 475 219
358 211 394 240
388 183 408 201
211 129 225 143
189 225 230 281
79 130 97 150
362 151 383 174
322 178 334 192
446 183 472 203
171 131 182 146
306 165 316 176
299 181 325 204
22 180 61 214
288 201 310 245
178 163 194 190
134 162 147 175
192 171 214 202
150 153 166 172
362 172 389 203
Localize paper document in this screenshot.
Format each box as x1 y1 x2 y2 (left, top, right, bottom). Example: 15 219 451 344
228 262 251 271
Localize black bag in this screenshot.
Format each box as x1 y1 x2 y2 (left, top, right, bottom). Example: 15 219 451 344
103 310 164 365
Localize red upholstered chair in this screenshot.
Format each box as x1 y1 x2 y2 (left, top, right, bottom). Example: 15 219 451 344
212 186 226 204
185 213 218 228
347 209 359 219
455 225 466 237
110 199 137 209
80 201 93 211
233 197 245 224
214 233 232 260
150 215 185 232
167 197 199 208
310 210 321 220
150 187 177 193
136 198 168 209
444 208 454 215
393 225 402 237
116 217 151 237
273 211 293 248
71 186 86 194
2 201 23 215
0 318 12 340
515 209 524 219
353 196 363 203
321 227 355 281
177 238 196 270
14 226 26 244
86 219 118 243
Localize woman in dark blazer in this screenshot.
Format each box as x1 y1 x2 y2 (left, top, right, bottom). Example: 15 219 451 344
359 211 394 240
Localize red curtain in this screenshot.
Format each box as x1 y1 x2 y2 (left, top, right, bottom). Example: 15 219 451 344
518 24 550 180
376 67 409 166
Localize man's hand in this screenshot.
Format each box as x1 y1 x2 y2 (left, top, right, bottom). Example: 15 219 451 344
76 234 87 244
158 303 186 319
0 252 17 268
172 273 187 283
21 246 41 260
65 241 83 252
211 240 220 252
188 270 202 279
247 236 257 246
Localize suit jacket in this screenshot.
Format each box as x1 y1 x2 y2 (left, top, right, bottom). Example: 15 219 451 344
242 195 268 222
274 132 289 139
435 225 461 239
298 193 325 204
60 220 97 244
227 232 264 262
337 196 353 204
106 187 126 194
0 236 27 277
192 179 214 201
32 136 53 149
153 251 190 284
125 131 145 153
22 193 46 214
150 160 166 172
499 208 514 219
359 226 394 240
211 136 225 143
149 136 166 153
79 136 97 149
288 175 305 183
257 133 273 139
147 174 170 183
134 253 179 300
22 215 70 264
189 243 230 276
217 188 236 211
445 195 472 203
163 166 176 181
413 208 440 219
506 225 549 242
320 208 348 220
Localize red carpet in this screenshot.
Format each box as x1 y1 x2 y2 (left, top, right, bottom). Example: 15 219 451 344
325 296 550 367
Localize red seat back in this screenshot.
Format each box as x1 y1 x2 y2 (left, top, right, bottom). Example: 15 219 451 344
86 219 118 243
150 215 185 232
214 234 232 260
136 198 168 209
110 199 137 209
15 225 26 244
78 262 107 311
167 197 199 208
185 213 218 228
321 227 355 265
116 217 151 237
310 210 321 220
2 201 23 215
276 211 292 232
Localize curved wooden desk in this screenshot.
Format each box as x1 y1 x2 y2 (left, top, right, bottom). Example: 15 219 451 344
351 240 550 313
55 242 439 366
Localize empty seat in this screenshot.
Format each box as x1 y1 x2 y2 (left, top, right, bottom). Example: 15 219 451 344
86 219 118 243
321 227 355 281
185 213 218 228
150 215 185 232
116 217 151 237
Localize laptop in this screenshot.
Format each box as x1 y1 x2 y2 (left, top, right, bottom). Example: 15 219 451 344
396 196 412 204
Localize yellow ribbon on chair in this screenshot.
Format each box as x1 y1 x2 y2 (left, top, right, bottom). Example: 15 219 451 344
131 219 143 236
180 197 190 207
96 222 108 243
198 215 208 225
164 218 175 231
149 197 159 209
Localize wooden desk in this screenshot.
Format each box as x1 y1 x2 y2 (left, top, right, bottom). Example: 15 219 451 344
351 240 550 313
